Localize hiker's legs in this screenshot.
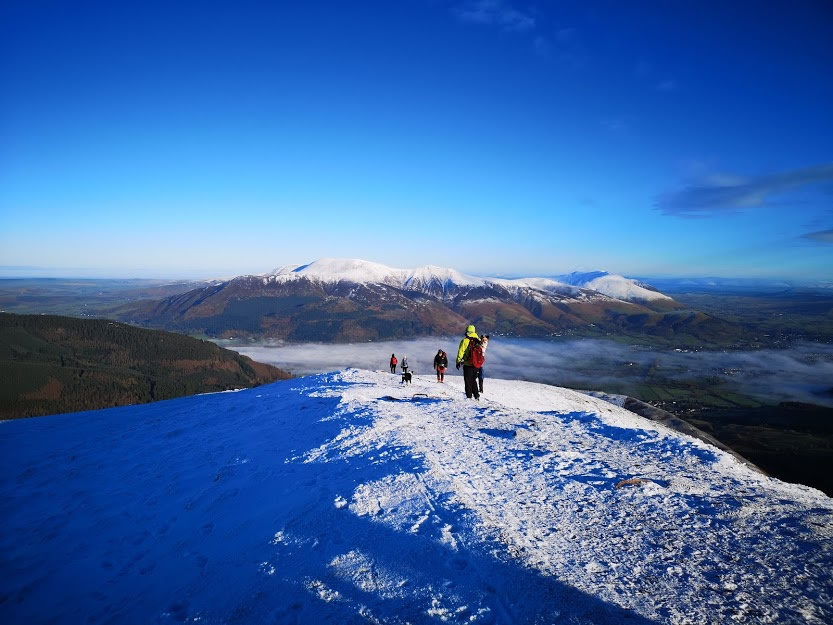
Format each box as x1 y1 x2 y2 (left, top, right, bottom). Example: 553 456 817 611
463 365 479 399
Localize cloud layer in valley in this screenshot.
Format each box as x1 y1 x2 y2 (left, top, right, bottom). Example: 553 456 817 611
228 337 833 408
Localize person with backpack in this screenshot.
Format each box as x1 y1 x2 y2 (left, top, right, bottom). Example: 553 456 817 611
433 349 448 383
390 354 397 374
476 335 489 394
456 324 484 400
401 356 409 374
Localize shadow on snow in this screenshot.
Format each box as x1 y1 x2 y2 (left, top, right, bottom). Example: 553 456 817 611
0 374 658 625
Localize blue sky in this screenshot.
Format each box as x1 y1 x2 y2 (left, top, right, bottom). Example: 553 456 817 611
1 0 832 280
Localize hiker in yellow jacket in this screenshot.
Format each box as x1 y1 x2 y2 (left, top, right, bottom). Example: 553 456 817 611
456 324 481 400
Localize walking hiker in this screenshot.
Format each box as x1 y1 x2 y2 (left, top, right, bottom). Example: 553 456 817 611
476 335 489 394
401 356 409 373
390 354 397 374
456 324 485 400
433 349 448 383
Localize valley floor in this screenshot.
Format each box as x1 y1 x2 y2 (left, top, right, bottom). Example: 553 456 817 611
1 370 832 624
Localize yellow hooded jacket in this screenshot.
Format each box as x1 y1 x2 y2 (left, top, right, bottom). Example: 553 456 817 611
456 325 480 367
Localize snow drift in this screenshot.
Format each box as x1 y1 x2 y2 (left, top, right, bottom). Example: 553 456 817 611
2 370 831 624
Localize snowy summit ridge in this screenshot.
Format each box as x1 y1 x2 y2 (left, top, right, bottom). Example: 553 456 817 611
269 258 485 289
3 369 831 624
266 258 671 302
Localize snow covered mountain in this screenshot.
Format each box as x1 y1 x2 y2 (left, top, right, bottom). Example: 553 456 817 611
266 258 671 303
267 258 488 299
122 258 743 343
557 270 671 302
3 370 831 624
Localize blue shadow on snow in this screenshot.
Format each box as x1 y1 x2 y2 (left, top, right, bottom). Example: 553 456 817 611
0 373 659 625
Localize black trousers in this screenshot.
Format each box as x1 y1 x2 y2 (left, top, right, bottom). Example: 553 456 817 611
463 365 480 399
477 367 484 393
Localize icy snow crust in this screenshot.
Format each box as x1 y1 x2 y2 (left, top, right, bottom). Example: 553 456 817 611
264 258 670 302
2 371 831 624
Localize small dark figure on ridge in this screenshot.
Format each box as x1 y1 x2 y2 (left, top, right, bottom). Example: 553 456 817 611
433 349 448 383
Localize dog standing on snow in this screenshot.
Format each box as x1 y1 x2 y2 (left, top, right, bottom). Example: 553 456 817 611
401 371 413 385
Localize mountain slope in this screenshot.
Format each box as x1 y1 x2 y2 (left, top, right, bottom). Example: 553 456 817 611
126 274 469 341
269 258 672 304
0 313 290 418
558 270 674 303
121 259 740 344
2 370 830 624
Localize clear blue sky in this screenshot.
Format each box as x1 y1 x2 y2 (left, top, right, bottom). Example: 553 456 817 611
2 0 832 280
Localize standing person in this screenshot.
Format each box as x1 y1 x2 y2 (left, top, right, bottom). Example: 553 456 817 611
390 354 397 374
401 356 409 374
433 349 448 383
456 324 483 400
476 335 489 394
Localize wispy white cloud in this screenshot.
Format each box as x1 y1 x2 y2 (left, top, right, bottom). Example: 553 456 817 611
601 118 630 135
453 0 535 32
634 61 653 79
450 2 589 69
532 35 551 58
802 228 833 244
634 60 678 92
553 27 589 70
656 163 833 218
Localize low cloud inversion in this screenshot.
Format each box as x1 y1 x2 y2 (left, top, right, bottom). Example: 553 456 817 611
229 338 833 408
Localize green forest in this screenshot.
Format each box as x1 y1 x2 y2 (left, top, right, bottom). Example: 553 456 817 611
0 313 290 419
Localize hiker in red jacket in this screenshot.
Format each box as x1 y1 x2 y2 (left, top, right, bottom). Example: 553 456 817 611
390 354 397 374
476 335 489 394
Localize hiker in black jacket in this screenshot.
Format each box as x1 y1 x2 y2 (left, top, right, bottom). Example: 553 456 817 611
456 324 483 400
433 349 448 383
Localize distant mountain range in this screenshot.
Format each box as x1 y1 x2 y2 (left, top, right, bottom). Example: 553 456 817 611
635 276 833 293
119 259 742 344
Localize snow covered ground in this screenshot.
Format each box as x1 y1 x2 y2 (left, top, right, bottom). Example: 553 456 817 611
2 370 831 624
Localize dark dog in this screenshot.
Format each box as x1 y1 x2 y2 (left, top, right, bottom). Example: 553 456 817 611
401 371 413 385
